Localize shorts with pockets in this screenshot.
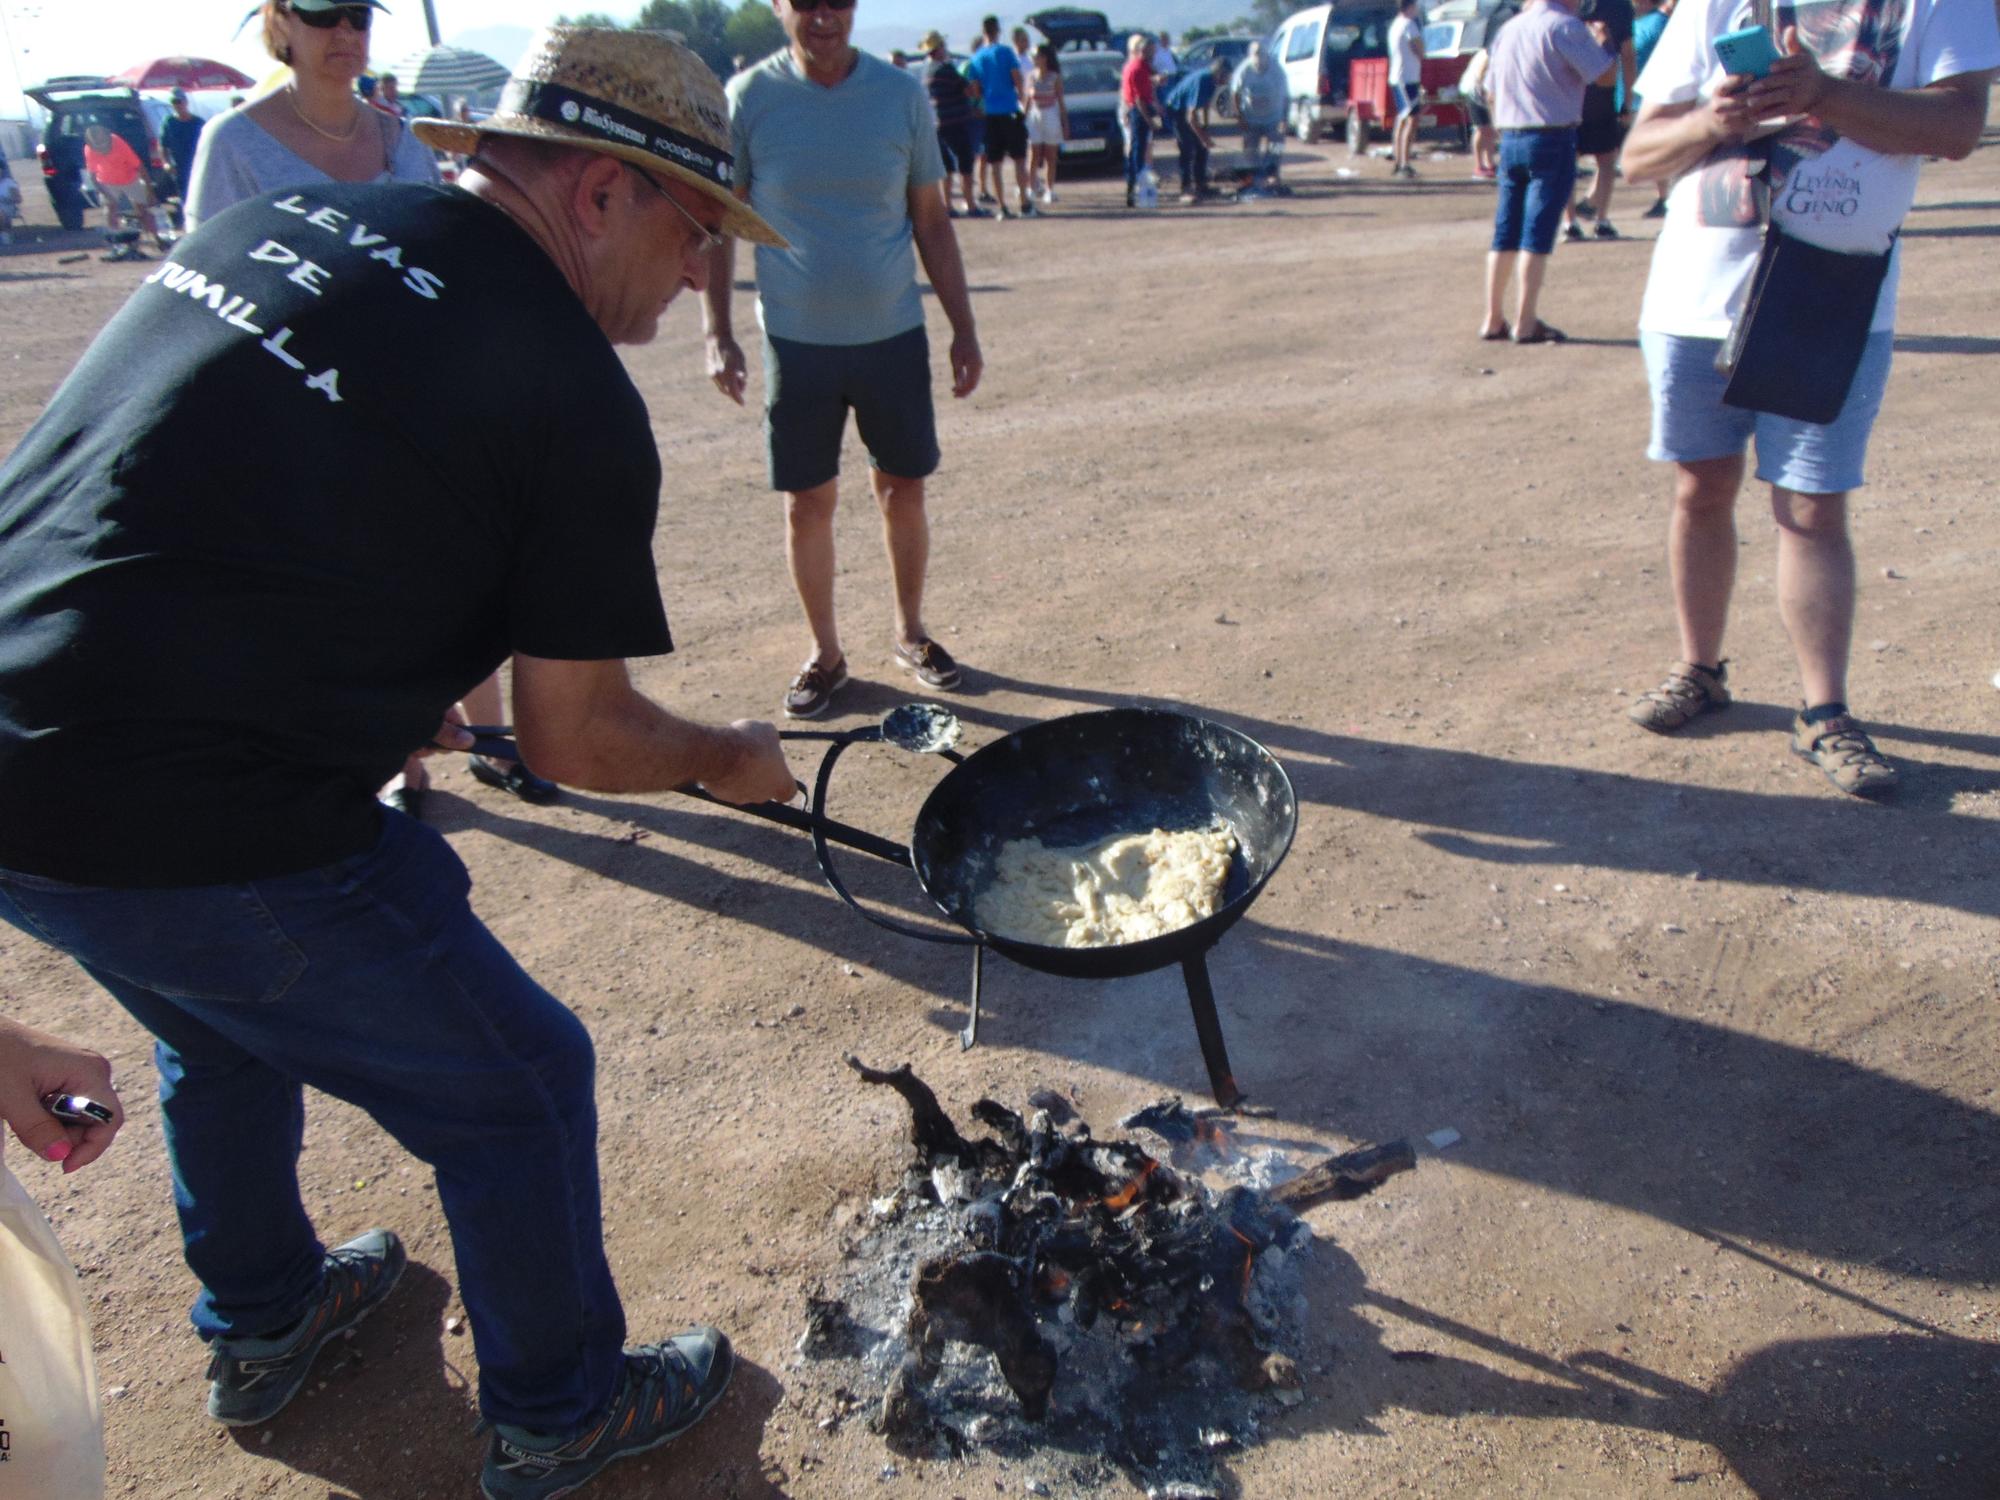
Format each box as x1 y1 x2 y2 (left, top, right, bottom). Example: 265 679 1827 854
763 326 940 493
936 123 976 175
1394 81 1424 118
1025 106 1064 147
983 111 1028 161
1640 330 1894 495
1491 127 1577 255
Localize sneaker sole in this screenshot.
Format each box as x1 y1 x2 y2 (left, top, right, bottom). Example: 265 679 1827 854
208 1253 407 1428
895 658 962 692
1790 743 1898 798
1628 698 1726 735
479 1344 735 1500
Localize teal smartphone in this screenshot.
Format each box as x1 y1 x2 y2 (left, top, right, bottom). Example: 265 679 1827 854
1714 24 1782 78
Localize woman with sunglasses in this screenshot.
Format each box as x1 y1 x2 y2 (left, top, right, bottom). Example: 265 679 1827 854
186 1 437 232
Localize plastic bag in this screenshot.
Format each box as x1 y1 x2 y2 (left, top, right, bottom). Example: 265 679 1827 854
1136 169 1160 209
0 1159 106 1499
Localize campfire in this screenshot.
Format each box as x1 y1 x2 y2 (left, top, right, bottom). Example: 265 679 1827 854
797 1059 1416 1493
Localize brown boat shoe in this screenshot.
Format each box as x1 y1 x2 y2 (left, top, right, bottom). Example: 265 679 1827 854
1628 660 1730 733
1791 710 1898 798
894 637 962 692
783 655 849 719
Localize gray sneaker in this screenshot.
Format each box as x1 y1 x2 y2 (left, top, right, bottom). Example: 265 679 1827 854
205 1229 406 1427
480 1329 734 1500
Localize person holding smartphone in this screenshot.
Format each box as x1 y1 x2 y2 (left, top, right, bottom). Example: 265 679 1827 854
1620 0 2000 793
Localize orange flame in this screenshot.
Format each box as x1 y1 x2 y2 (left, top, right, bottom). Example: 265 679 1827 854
1102 1158 1159 1212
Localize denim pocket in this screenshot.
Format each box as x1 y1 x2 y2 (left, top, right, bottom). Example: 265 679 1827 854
0 876 309 1006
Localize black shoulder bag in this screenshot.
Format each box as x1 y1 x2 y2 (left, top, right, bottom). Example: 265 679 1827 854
1714 0 1895 425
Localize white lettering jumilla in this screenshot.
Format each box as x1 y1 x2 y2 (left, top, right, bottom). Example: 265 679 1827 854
260 328 344 404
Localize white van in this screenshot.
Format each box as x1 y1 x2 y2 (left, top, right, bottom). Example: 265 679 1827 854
1270 1 1398 141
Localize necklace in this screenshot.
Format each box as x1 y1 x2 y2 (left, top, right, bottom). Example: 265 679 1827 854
287 85 360 143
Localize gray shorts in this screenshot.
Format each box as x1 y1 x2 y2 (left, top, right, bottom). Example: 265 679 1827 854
763 326 940 493
1641 330 1894 495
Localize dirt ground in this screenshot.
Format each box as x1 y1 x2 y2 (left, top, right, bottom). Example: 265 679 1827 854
3 120 1998 1500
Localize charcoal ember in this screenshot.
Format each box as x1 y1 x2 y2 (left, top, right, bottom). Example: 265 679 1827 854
796 1295 866 1358
910 1252 1059 1421
1026 1089 1076 1124
847 1056 976 1164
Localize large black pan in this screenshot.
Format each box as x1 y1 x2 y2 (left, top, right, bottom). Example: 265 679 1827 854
810 708 1297 1103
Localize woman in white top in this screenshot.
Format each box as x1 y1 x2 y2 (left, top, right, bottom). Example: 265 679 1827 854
1024 44 1069 205
185 1 437 232
186 2 552 817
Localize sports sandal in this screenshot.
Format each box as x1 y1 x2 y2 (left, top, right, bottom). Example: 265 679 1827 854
480 1329 734 1500
206 1229 407 1427
1628 660 1730 733
894 637 962 691
783 656 849 719
1791 710 1898 798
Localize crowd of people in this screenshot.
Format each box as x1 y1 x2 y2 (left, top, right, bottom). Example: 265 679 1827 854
1 0 1998 1496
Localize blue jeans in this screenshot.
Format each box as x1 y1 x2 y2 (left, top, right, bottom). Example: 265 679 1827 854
1491 128 1578 256
1168 106 1208 193
1123 105 1151 190
0 812 624 1434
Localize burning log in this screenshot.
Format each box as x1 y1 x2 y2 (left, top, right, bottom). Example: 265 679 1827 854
1267 1139 1418 1210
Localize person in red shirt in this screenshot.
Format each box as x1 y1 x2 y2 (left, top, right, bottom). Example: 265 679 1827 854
82 125 167 249
1119 34 1160 207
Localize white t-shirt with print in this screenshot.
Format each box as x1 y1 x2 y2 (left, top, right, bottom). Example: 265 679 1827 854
1636 0 2000 337
1390 14 1426 84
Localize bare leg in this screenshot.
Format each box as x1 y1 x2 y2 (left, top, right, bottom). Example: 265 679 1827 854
1014 154 1032 213
1667 455 1746 668
871 468 930 648
1587 151 1617 217
1393 112 1416 172
786 479 843 665
1770 485 1854 706
1475 124 1498 173
460 671 504 729
1513 251 1549 334
1481 250 1514 336
959 172 975 211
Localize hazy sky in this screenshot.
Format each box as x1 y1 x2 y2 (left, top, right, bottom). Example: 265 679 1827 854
0 0 1240 117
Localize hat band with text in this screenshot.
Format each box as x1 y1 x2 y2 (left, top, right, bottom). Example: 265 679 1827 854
498 79 735 187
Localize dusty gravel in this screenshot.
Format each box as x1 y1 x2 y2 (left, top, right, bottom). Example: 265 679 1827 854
3 121 1998 1500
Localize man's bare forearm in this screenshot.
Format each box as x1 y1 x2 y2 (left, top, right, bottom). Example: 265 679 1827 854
521 685 758 794
1807 73 1993 160
703 237 737 338
1623 100 1728 183
913 218 977 339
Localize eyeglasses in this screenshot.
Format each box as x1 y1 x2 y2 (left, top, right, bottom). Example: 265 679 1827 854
627 165 726 254
286 4 375 32
787 0 856 11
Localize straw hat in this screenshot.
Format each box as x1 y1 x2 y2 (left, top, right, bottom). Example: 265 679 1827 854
411 26 783 247
917 30 947 53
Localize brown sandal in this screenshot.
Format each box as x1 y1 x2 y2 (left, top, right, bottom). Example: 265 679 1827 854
1628 660 1730 733
1791 711 1898 798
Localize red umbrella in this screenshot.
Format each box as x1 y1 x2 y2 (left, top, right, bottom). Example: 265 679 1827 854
112 57 258 92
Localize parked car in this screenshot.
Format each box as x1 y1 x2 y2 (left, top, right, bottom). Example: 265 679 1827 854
1045 48 1129 172
1179 35 1262 114
1027 7 1119 52
1421 0 1521 57
1270 1 1399 143
28 76 175 230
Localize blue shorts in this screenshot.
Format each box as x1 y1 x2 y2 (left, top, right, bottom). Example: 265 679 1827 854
1394 82 1424 118
1640 330 1895 495
1491 128 1576 256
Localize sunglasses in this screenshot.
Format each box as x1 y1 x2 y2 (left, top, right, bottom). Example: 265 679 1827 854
286 4 375 32
787 0 856 11
628 165 726 254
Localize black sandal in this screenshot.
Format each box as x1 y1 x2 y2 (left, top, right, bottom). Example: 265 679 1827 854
1514 321 1567 345
1479 322 1511 341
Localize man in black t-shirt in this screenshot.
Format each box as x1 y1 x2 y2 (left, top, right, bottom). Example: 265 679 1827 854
0 29 799 1500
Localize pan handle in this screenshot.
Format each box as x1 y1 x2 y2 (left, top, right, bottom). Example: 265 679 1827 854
811 738 979 949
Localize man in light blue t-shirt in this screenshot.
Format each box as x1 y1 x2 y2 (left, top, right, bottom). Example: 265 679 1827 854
702 0 984 720
965 14 1034 216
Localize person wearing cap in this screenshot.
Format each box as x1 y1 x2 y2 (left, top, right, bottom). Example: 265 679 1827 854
703 0 982 721
161 89 205 210
0 25 797 1500
919 29 982 216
